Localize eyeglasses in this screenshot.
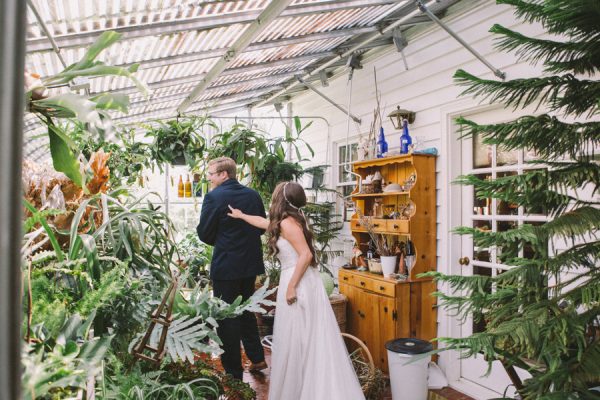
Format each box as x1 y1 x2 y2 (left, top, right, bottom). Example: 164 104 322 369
207 170 221 177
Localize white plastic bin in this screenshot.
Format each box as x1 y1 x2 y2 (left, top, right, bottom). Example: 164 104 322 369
385 338 433 400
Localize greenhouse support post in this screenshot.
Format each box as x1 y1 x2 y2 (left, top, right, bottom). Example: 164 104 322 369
0 0 27 399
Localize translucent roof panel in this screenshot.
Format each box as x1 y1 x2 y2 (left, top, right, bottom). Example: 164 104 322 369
24 0 461 161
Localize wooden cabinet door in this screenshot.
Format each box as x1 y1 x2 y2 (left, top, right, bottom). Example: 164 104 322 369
358 289 379 358
341 284 377 362
340 283 360 339
376 295 397 372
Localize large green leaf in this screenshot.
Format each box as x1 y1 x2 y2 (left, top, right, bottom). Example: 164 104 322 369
22 200 64 261
48 124 84 188
90 92 130 113
34 93 101 126
41 30 148 97
53 64 149 97
130 315 220 364
67 31 123 72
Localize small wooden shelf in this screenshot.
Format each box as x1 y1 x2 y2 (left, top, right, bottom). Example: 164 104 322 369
352 153 436 169
351 191 409 198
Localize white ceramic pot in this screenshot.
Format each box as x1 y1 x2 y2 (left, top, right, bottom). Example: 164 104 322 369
380 255 397 277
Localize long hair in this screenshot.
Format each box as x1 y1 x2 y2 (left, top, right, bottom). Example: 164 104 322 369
267 182 317 267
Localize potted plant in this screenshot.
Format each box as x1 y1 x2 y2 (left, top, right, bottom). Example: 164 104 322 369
356 211 397 276
176 232 212 285
145 116 213 171
254 259 280 336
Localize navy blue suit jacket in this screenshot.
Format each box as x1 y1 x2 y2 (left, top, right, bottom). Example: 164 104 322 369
196 179 266 280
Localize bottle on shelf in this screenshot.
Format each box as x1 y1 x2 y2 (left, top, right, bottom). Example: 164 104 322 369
376 127 388 158
201 176 209 196
184 174 192 198
405 239 415 275
177 175 184 198
192 174 201 197
400 119 412 154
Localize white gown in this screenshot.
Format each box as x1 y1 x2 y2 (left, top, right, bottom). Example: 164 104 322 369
268 238 365 400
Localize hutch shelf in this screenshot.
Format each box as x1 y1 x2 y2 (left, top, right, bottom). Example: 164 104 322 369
339 153 437 373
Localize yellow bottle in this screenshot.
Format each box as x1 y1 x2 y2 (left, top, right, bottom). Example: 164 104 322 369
184 174 192 198
177 175 184 198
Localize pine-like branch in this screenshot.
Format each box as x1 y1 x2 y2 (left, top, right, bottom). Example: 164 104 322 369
454 162 600 216
491 24 600 75
456 114 600 160
499 0 600 42
544 205 600 241
454 70 600 117
456 115 600 160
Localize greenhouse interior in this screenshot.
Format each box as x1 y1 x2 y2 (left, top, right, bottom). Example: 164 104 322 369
1 0 598 399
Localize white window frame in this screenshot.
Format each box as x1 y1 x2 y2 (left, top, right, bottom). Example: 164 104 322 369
334 140 358 222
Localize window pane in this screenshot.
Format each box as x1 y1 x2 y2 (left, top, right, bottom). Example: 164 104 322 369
473 132 492 168
473 173 492 215
497 171 518 216
497 220 518 264
339 146 347 164
497 145 519 166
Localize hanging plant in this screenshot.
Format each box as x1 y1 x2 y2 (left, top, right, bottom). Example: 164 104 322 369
25 30 148 189
207 124 269 180
69 122 152 186
145 116 214 171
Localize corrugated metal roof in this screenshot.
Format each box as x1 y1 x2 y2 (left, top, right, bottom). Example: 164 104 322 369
24 0 461 160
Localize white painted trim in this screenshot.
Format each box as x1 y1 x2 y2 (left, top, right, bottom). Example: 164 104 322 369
437 99 504 388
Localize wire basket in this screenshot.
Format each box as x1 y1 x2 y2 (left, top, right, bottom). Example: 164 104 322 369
368 258 382 274
342 333 386 399
329 293 347 333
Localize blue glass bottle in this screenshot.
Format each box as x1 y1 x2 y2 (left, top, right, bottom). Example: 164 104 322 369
400 119 412 154
376 127 388 158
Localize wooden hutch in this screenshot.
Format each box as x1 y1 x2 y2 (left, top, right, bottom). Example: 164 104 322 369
339 154 437 373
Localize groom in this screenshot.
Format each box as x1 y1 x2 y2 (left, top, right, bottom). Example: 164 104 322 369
196 156 267 380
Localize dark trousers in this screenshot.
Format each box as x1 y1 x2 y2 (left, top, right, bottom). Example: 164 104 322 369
212 276 265 379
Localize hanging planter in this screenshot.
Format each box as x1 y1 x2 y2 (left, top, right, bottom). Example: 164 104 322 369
145 116 214 171
172 154 187 166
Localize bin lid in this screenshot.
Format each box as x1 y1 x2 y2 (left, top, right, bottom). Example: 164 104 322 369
385 338 433 355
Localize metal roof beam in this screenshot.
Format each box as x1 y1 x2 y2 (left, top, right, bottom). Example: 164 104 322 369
111 37 392 96
120 27 375 70
176 0 295 113
130 71 320 109
256 0 438 109
117 94 264 124
130 85 285 109
118 85 310 124
26 0 397 52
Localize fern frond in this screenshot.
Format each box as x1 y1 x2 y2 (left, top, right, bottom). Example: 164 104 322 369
499 0 600 41
454 70 600 117
491 24 600 75
456 115 600 160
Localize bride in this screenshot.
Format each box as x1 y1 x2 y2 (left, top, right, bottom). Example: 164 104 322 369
228 181 365 400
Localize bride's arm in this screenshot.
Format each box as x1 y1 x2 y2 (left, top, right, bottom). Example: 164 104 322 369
227 205 269 230
281 217 313 305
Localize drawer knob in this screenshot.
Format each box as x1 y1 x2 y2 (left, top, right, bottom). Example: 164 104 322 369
343 277 348 281
358 311 365 318
379 286 385 290
393 225 399 229
373 223 380 227
360 281 366 286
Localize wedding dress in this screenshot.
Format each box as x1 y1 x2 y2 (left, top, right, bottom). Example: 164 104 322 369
268 238 365 400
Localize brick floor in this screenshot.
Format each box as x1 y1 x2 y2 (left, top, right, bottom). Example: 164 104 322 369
239 347 475 400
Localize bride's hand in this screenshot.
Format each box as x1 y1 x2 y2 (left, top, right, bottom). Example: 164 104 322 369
227 205 244 219
286 285 298 305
